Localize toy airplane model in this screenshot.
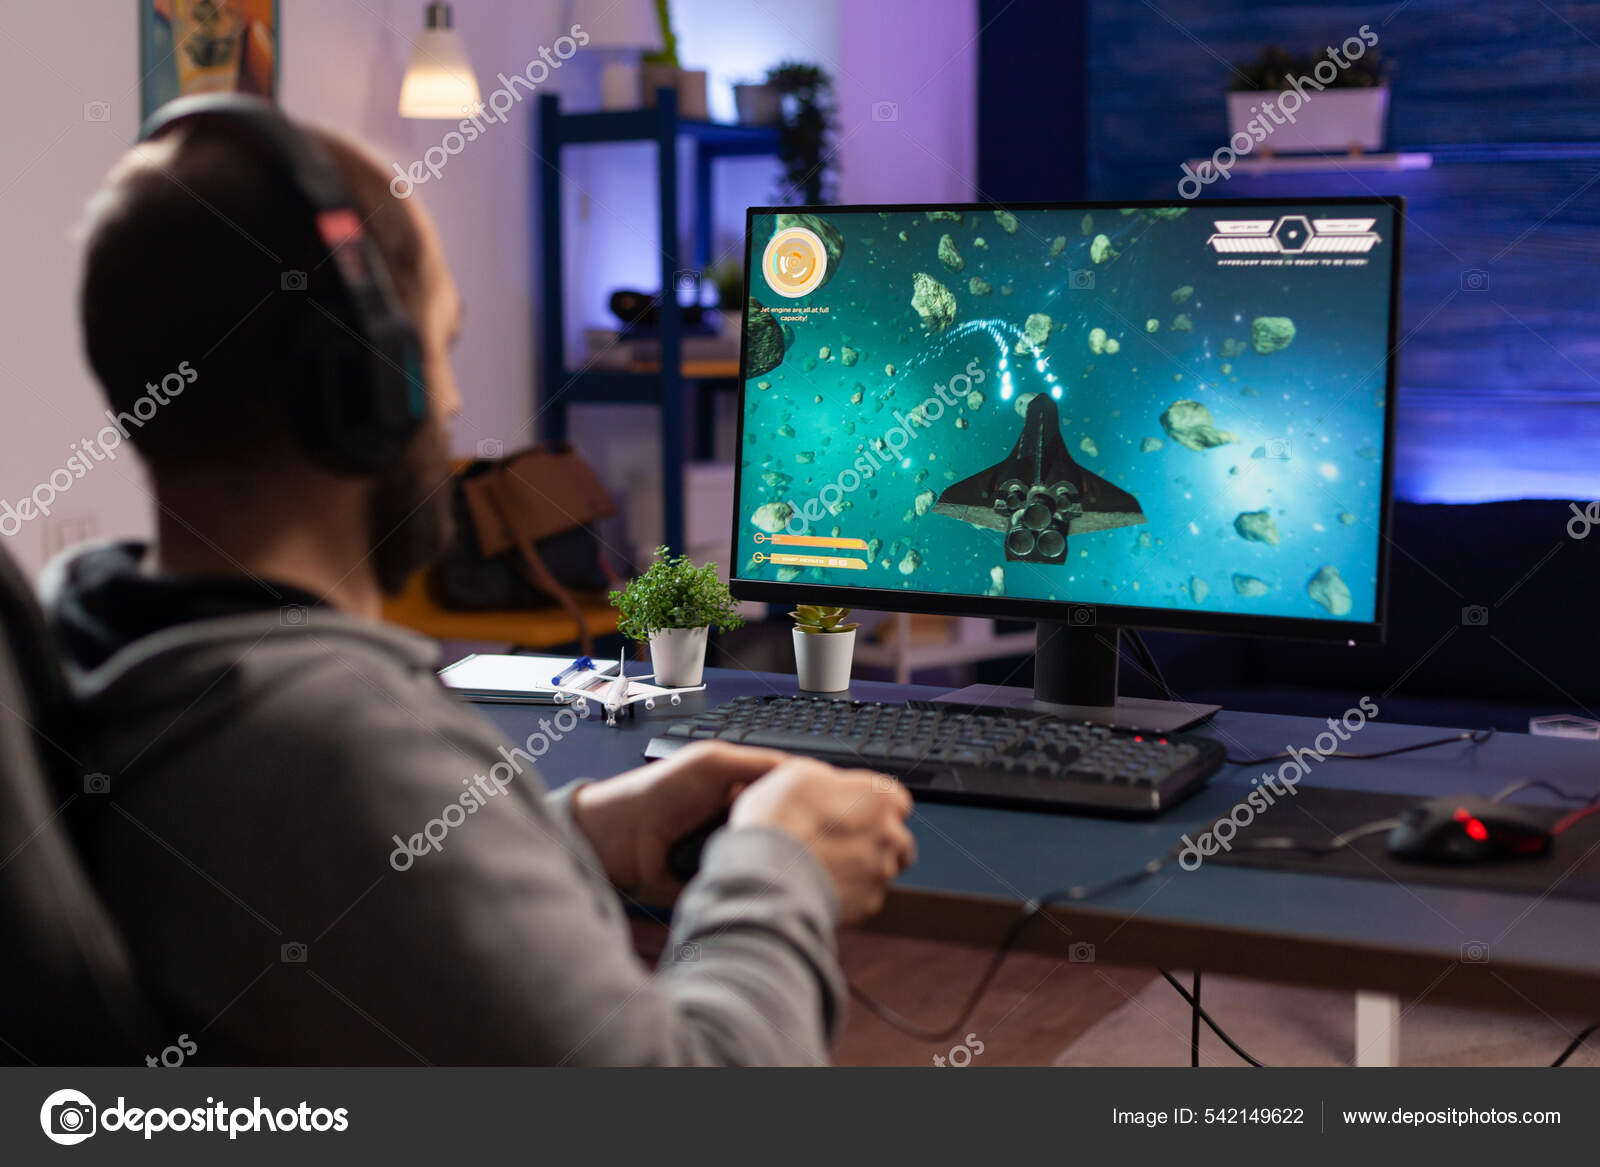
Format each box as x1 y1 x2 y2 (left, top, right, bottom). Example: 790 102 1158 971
934 394 1145 563
550 649 706 727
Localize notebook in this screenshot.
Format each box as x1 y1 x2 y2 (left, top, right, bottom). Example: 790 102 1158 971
438 653 620 703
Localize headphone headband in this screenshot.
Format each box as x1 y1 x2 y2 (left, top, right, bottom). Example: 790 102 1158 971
137 95 426 475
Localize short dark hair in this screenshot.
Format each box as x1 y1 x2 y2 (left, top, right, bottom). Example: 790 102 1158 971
78 120 424 474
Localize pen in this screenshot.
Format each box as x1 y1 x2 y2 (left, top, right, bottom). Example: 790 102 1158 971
552 655 593 685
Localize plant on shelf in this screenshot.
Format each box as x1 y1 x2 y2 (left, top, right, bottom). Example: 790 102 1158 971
790 604 858 693
1229 44 1386 90
610 546 742 687
705 257 744 312
642 0 679 66
765 61 836 203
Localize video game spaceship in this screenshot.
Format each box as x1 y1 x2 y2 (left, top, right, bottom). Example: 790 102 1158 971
933 394 1146 564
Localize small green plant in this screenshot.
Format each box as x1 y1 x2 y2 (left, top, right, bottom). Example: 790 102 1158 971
705 257 744 310
790 604 858 635
642 0 679 66
766 61 836 203
1229 44 1386 91
611 546 743 640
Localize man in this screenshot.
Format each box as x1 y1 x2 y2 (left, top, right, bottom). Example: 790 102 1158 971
42 105 914 1065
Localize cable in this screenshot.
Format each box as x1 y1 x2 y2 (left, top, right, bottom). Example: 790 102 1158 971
1492 778 1597 804
1553 804 1600 836
1158 969 1264 1066
1190 971 1202 1067
847 854 1173 1042
1226 728 1494 768
1551 1022 1600 1067
1123 629 1174 701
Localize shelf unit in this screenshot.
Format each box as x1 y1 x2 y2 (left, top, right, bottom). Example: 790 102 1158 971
536 89 781 553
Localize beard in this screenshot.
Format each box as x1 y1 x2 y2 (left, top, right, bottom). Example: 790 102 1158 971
369 409 455 596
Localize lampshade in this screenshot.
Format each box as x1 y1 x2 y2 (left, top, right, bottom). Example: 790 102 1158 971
567 0 664 51
399 3 482 120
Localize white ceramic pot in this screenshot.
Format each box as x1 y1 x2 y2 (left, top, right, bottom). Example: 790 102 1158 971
733 83 781 125
1226 86 1388 153
794 627 855 693
649 626 709 688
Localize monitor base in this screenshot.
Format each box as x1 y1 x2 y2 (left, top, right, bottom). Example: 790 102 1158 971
931 684 1219 733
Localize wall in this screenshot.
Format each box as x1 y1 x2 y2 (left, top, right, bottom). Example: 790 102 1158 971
1085 0 1600 502
0 0 568 577
0 0 980 578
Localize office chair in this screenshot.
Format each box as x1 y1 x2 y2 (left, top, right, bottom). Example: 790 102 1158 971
0 541 162 1064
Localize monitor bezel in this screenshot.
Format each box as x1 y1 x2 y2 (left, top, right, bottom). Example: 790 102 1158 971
727 196 1404 645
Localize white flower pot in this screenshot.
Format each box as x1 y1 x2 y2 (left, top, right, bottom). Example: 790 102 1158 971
1226 86 1388 154
649 626 709 688
794 628 855 693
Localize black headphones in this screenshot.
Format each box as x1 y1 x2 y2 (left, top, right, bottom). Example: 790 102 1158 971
137 94 426 475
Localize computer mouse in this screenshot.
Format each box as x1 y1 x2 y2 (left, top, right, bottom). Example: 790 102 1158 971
1386 795 1552 863
666 811 731 883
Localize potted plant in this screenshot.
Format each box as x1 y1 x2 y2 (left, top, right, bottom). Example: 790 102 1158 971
733 77 781 126
791 605 858 693
1226 44 1389 154
641 0 708 118
610 546 742 687
766 61 835 203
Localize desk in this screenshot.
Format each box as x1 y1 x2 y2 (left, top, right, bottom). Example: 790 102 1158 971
472 668 1600 1065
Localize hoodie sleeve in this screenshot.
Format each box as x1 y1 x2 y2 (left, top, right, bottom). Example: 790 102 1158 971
132 651 846 1066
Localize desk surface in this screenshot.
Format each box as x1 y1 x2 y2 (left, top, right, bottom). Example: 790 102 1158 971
472 668 1600 1016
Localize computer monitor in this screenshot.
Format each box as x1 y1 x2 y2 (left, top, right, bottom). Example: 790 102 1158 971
729 198 1402 727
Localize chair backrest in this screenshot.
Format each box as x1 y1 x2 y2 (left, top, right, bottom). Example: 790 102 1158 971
0 542 160 1065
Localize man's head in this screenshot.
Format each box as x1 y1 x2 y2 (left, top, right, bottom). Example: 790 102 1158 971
78 110 463 595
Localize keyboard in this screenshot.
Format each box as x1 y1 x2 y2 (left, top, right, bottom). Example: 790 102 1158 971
643 695 1225 816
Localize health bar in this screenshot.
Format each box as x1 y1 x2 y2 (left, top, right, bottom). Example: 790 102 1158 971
768 553 869 570
765 534 870 551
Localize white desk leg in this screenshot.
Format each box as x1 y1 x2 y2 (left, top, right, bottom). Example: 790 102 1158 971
1354 991 1401 1067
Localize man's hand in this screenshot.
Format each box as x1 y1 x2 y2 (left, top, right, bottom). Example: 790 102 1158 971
730 758 915 923
568 740 915 919
568 740 790 906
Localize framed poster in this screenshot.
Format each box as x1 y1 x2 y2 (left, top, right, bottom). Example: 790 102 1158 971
139 1 279 120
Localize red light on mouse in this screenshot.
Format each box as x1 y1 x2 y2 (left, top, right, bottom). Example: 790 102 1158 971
1464 817 1488 842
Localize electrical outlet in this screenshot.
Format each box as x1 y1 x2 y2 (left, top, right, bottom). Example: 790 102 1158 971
42 515 99 560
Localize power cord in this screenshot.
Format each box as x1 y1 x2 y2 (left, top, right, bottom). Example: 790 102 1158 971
1226 728 1494 767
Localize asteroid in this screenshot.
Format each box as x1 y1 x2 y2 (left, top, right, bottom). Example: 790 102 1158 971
778 424 795 438
899 549 921 575
776 565 800 582
795 451 814 465
1013 392 1038 417
818 345 831 361
1050 236 1067 257
885 363 897 377
910 271 957 333
1338 512 1356 525
993 208 1019 234
1171 285 1194 305
744 298 784 379
1356 446 1379 462
926 210 962 222
967 390 985 411
1023 313 1052 350
1232 573 1269 598
850 386 864 404
1140 436 1163 453
1233 509 1280 546
898 230 908 242
1088 327 1107 355
989 566 1005 595
1000 285 1013 296
1241 385 1260 398
938 233 964 272
1189 576 1209 604
1171 314 1192 332
1104 338 1120 354
974 236 988 249
1146 318 1160 333
1160 400 1237 451
757 380 770 390
1251 316 1296 355
1080 213 1093 236
1090 233 1117 264
1080 437 1099 457
1220 337 1246 359
914 489 936 516
1307 565 1352 616
969 276 992 296
751 501 792 533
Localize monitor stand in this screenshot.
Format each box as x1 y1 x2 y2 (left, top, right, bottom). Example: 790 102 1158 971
933 620 1220 733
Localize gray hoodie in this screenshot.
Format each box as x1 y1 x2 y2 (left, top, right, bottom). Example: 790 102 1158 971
40 543 843 1065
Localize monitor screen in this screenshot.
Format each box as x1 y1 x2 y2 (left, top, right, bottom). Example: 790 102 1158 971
730 199 1400 637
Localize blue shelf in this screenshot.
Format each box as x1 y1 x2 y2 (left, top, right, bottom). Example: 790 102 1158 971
535 89 782 553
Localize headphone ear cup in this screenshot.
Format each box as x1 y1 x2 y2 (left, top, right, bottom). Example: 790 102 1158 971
289 314 423 475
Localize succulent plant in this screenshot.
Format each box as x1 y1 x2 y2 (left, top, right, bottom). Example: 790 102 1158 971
790 604 858 635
